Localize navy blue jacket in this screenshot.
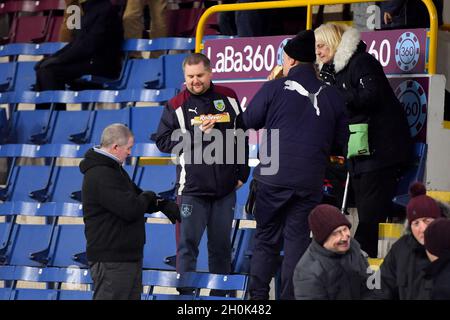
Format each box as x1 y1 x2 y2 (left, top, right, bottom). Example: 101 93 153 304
154 84 250 198
242 64 348 191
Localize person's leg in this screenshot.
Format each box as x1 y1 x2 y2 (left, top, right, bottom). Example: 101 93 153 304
280 189 322 300
353 166 399 258
122 0 145 39
35 60 93 110
248 182 295 300
147 0 167 58
207 190 236 297
177 195 209 273
58 0 79 42
128 260 143 300
235 0 268 37
89 261 143 300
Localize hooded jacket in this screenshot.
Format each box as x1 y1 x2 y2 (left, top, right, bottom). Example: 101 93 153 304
243 63 349 191
80 148 156 262
319 27 413 175
293 239 370 300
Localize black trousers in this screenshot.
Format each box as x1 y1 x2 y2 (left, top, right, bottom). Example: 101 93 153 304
352 165 400 258
248 182 322 300
34 60 95 110
89 260 143 300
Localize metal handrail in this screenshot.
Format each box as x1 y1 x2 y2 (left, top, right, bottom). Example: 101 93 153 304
195 0 438 74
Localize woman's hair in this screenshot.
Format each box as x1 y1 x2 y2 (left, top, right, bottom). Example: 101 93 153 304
314 23 348 57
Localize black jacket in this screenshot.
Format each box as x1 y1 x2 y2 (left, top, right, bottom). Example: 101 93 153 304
376 234 433 299
320 27 413 175
80 148 155 262
243 64 348 191
423 252 450 300
154 84 250 198
49 0 123 78
293 239 370 300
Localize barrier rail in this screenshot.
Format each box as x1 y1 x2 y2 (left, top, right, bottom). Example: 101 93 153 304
195 0 438 74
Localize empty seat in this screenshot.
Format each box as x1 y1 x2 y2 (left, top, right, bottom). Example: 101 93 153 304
50 224 87 267
130 106 163 144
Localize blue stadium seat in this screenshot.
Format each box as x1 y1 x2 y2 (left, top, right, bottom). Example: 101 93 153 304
128 58 164 90
5 224 54 266
49 225 87 267
130 106 163 144
162 53 188 90
142 270 247 300
0 62 15 92
0 266 92 300
133 165 176 195
392 142 427 207
11 61 37 92
0 42 66 61
143 223 176 270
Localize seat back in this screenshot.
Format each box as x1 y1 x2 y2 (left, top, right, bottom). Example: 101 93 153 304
13 15 48 43
130 106 163 144
50 225 87 267
127 58 164 90
393 142 427 207
162 53 187 90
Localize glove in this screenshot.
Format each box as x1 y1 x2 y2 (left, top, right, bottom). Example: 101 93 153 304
142 191 158 213
156 198 181 224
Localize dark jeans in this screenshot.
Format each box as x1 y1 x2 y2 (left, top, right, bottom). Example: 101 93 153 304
352 165 400 258
89 260 143 300
249 182 322 300
176 191 236 274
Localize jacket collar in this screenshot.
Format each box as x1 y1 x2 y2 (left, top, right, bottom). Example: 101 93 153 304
287 63 317 78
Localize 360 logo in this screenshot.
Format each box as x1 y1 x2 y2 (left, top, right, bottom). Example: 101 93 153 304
395 80 427 137
395 32 420 72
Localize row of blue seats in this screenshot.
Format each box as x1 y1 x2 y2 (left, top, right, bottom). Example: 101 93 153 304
0 54 187 93
0 266 248 300
0 37 231 92
0 105 168 157
0 161 254 270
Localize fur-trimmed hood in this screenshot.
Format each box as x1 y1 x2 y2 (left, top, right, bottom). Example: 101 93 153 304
317 27 363 73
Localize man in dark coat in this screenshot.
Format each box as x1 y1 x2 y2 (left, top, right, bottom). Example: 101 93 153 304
80 123 180 300
375 183 443 299
424 218 450 300
242 30 349 300
154 53 249 296
293 204 370 300
315 24 413 258
34 0 123 109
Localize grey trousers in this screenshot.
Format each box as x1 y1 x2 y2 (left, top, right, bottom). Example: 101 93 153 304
89 260 143 300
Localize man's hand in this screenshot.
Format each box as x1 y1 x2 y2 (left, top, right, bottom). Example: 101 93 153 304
384 12 393 25
235 180 244 190
199 118 216 134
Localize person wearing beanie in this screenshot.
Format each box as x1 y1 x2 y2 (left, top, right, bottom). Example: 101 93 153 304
293 204 370 299
314 23 413 259
374 182 442 300
423 218 450 299
242 30 349 300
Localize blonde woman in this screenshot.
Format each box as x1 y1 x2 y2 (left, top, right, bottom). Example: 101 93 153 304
314 23 413 258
